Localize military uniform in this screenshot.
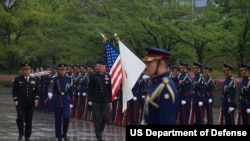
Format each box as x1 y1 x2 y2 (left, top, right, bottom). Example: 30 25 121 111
239 64 250 125
191 62 206 125
48 63 73 141
204 66 214 125
143 47 178 125
88 60 112 141
177 62 192 125
12 62 40 141
221 64 236 125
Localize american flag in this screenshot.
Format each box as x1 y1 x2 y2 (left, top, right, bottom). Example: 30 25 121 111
104 40 122 101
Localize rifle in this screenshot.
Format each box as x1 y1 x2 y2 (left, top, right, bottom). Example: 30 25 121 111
189 100 195 125
219 106 224 125
236 105 241 125
114 99 122 126
70 93 76 118
75 93 82 119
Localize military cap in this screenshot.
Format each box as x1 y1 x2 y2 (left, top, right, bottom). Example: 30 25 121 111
57 63 67 70
179 62 189 67
223 64 233 70
239 64 250 70
88 65 95 69
20 62 32 69
143 47 172 62
192 62 202 68
204 66 213 72
171 66 179 70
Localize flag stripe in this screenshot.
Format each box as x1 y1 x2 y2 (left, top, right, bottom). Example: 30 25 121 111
104 40 123 101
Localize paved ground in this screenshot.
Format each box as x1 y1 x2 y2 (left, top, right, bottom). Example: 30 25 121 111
0 87 227 141
0 88 126 141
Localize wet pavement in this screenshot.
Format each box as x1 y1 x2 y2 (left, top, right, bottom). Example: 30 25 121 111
0 88 126 141
0 87 226 141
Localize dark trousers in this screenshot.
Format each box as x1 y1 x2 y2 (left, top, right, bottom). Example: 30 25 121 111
92 102 110 139
54 107 70 138
16 106 34 138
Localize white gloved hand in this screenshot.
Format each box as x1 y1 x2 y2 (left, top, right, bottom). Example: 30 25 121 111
181 100 186 105
48 92 53 100
142 95 145 99
228 107 234 113
198 101 203 107
208 98 213 103
142 74 149 79
70 104 73 108
246 108 250 114
78 92 80 96
82 92 86 96
114 97 118 100
133 97 137 101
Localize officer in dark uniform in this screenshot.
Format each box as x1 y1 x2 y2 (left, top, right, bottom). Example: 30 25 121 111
87 60 112 141
48 63 73 141
221 64 236 125
239 64 250 125
143 47 178 125
204 66 214 125
191 62 206 125
12 62 40 141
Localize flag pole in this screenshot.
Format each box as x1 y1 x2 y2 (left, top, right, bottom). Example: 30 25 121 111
99 32 107 43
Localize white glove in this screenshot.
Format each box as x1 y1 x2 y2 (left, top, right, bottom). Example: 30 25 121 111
82 92 86 96
48 92 53 100
70 104 73 108
246 108 250 114
181 100 186 105
77 92 80 96
198 101 203 107
114 97 118 100
142 74 149 79
133 97 137 101
208 98 213 103
228 107 234 113
142 95 145 99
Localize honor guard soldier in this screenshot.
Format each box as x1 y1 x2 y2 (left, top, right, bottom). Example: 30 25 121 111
239 64 250 125
191 62 206 125
12 62 40 141
48 63 73 141
177 62 192 125
220 64 237 125
143 47 178 125
204 66 214 125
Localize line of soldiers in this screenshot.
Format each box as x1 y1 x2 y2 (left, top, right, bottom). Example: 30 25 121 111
29 64 151 126
29 61 250 125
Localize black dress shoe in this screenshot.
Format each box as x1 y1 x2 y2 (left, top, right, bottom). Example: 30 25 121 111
18 134 23 140
63 136 69 141
25 138 30 141
57 138 62 141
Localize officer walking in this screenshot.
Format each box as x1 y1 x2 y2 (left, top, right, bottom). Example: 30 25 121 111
12 62 40 141
220 64 237 125
48 63 73 141
87 60 112 141
238 64 250 125
143 47 178 125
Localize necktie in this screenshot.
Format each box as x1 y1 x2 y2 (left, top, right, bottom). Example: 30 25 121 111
25 77 29 82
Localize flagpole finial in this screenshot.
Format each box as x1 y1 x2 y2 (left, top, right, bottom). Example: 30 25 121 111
113 33 120 43
99 32 107 43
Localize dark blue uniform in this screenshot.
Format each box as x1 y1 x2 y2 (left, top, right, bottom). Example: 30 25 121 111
178 62 192 125
48 64 73 141
12 62 40 141
143 47 178 125
192 62 206 125
239 64 250 125
221 64 236 125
